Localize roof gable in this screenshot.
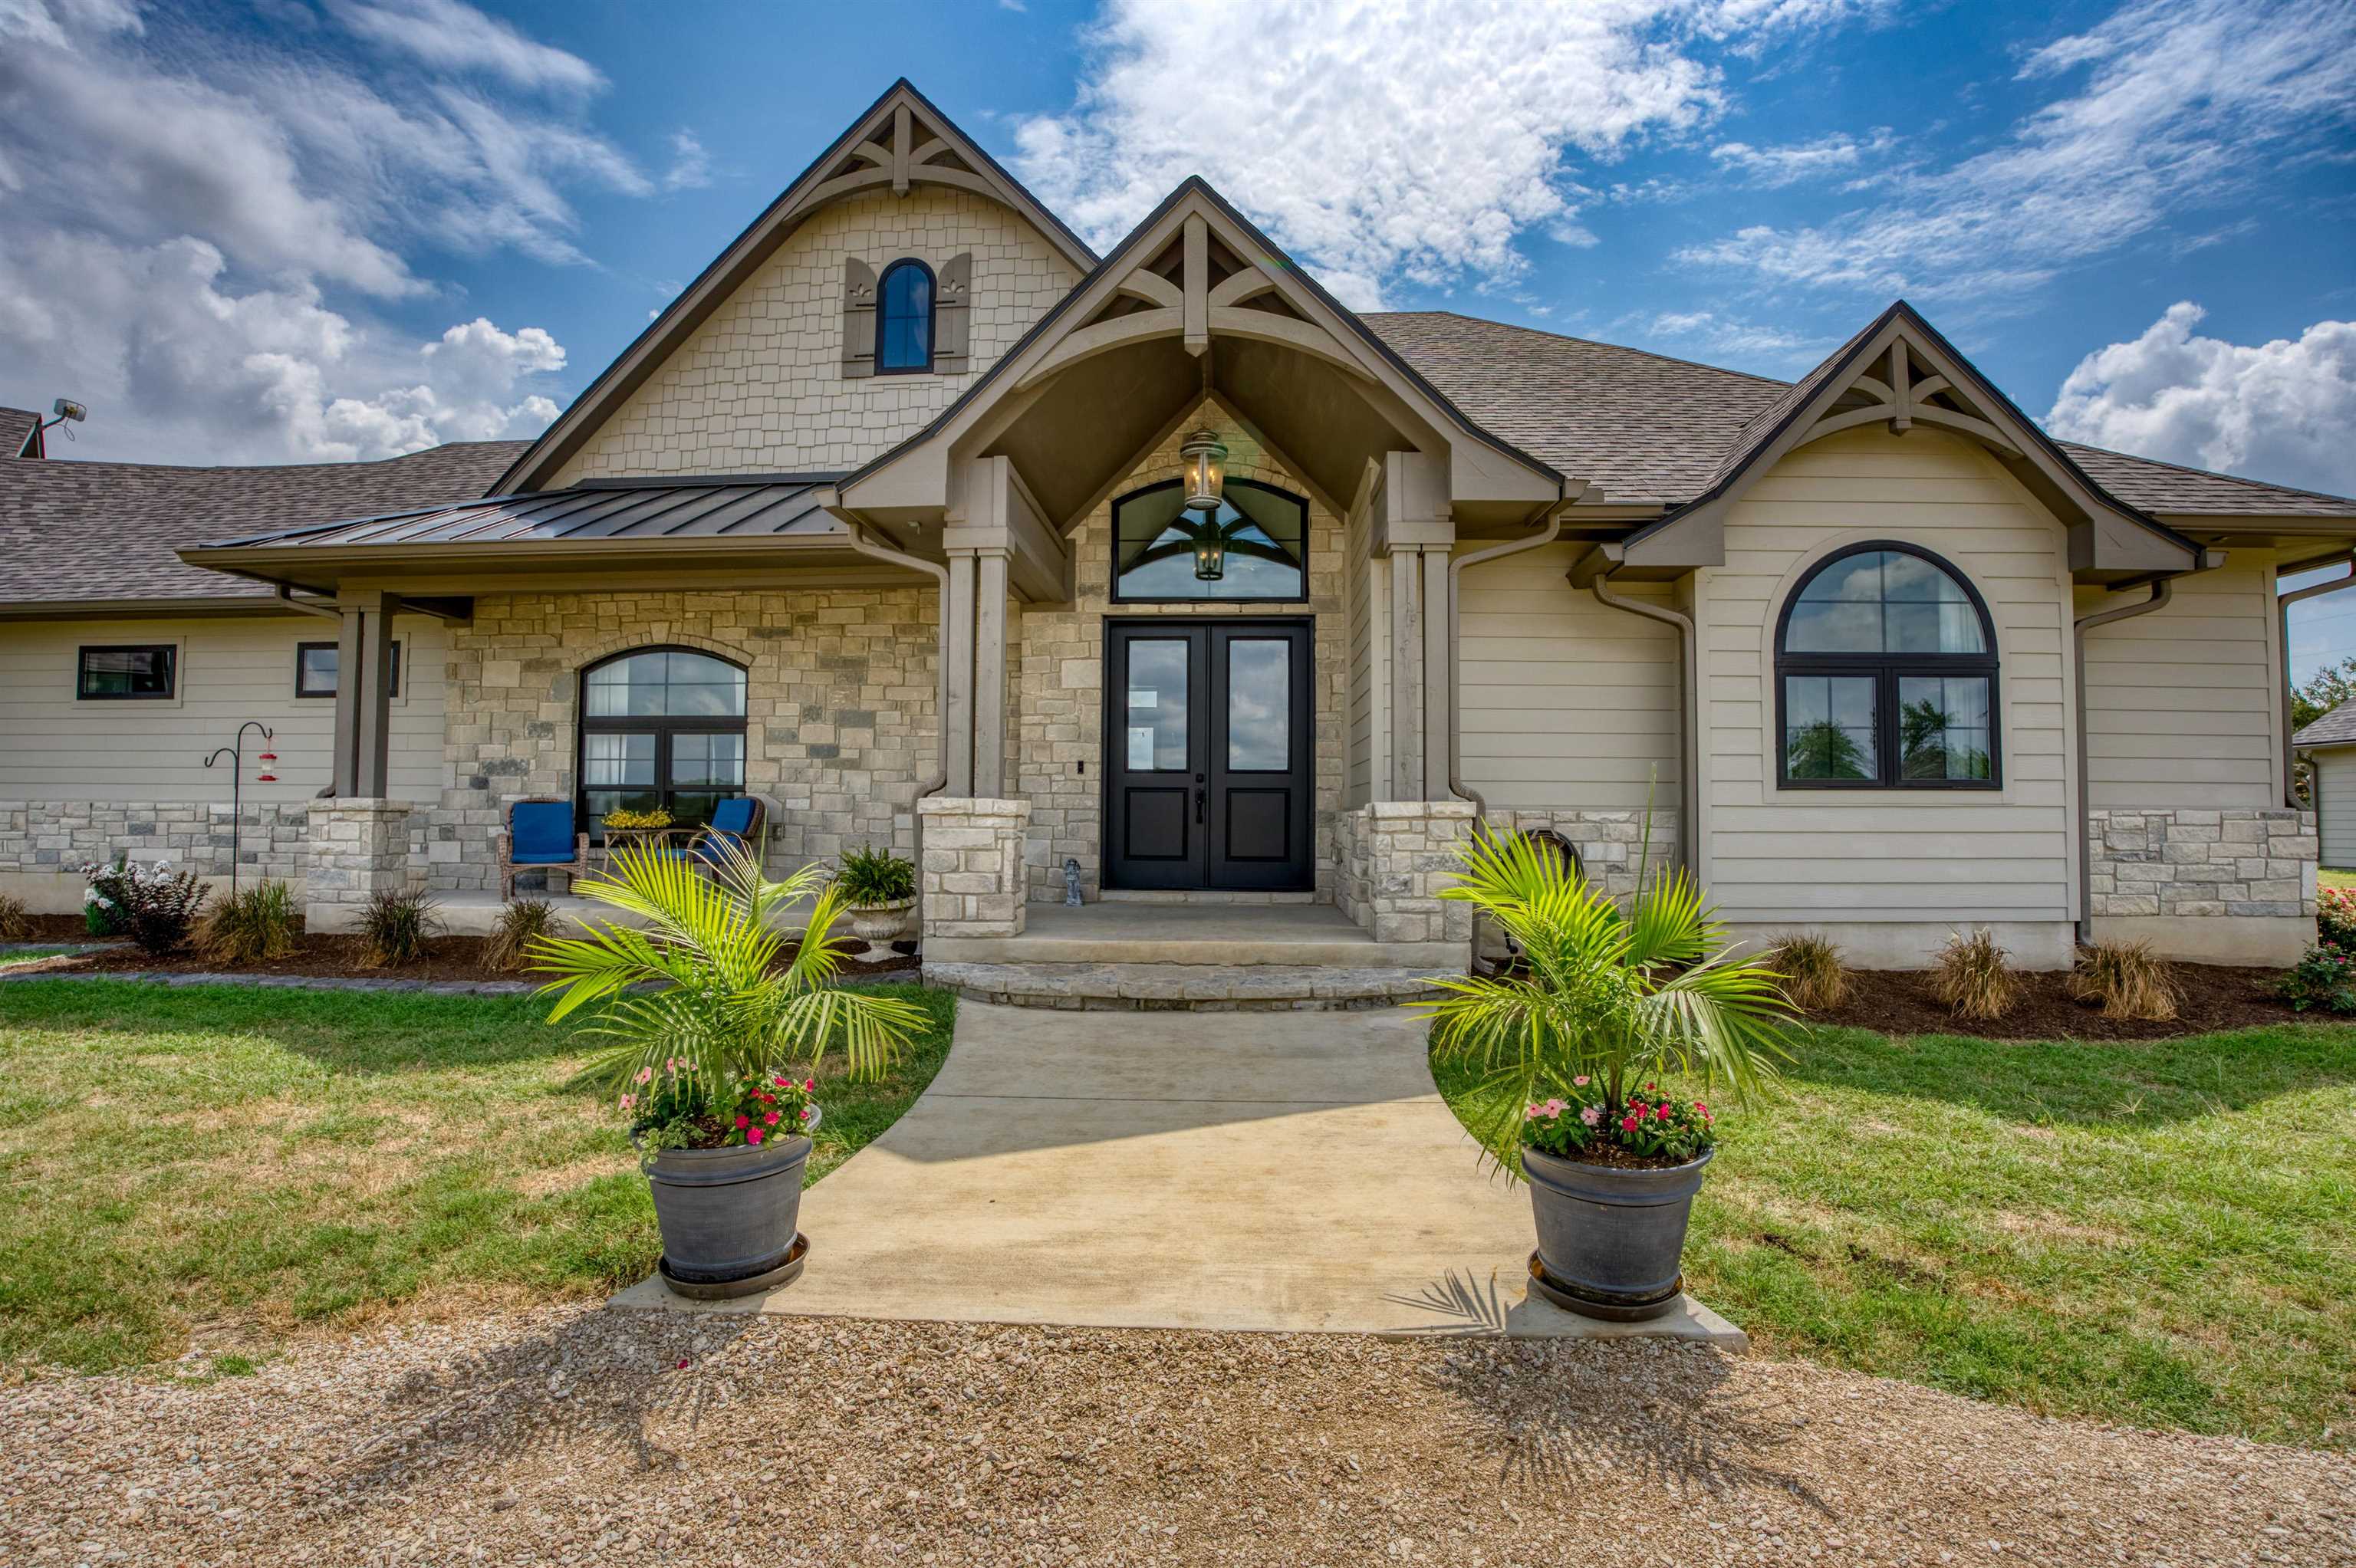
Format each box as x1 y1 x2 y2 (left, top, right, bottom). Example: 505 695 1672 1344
1619 301 2202 580
495 81 1097 495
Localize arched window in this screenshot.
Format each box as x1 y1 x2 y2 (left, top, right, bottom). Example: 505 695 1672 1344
578 648 749 840
875 258 935 373
1111 478 1308 603
1775 541 1999 789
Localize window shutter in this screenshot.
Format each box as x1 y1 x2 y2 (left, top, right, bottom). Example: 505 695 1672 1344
842 258 878 380
933 252 972 373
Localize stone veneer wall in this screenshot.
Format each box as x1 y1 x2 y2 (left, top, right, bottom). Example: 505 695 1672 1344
0 801 433 898
431 587 936 892
2088 807 2318 919
1479 809 1683 899
1331 800 1477 944
917 797 1029 938
1011 405 1347 902
305 800 419 932
551 187 1079 484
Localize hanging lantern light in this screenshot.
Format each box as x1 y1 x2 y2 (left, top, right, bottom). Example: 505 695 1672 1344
1179 429 1226 514
1191 524 1227 581
256 748 278 784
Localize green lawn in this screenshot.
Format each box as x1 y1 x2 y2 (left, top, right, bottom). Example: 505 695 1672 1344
2319 866 2356 889
1433 1021 2356 1448
0 979 953 1372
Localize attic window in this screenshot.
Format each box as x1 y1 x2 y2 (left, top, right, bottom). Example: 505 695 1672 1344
877 258 935 373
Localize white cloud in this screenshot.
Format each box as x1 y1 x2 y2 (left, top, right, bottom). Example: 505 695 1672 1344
2045 302 2356 498
1676 0 2356 298
1636 307 1824 365
327 0 605 94
0 0 633 462
663 129 712 191
1012 0 1870 307
1709 130 1887 186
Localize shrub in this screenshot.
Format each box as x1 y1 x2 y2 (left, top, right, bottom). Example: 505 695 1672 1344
601 807 673 831
2067 938 2182 1021
1768 932 1849 1011
2277 945 2356 1014
195 880 298 965
0 893 29 943
2317 885 2356 952
483 897 557 972
357 887 442 968
1421 827 1791 1173
78 856 209 958
532 839 929 1151
836 843 916 906
1931 927 2019 1021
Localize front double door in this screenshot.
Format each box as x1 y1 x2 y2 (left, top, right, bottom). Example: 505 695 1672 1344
1104 620 1314 891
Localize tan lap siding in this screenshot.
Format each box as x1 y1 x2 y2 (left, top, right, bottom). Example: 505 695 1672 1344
1697 428 2074 928
1456 541 1680 810
0 616 445 804
2076 551 2280 810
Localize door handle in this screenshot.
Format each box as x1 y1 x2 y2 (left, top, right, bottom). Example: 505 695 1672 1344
1194 774 1206 824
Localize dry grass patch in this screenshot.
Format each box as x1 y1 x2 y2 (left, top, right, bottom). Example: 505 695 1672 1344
2068 939 2183 1021
1768 932 1851 1010
1931 927 2022 1020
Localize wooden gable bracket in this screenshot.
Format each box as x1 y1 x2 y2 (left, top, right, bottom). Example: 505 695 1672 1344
1790 337 2024 459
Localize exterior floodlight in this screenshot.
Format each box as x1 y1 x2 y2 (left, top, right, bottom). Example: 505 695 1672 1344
51 398 86 422
1179 429 1226 514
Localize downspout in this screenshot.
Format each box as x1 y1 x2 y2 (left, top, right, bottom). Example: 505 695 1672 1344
1445 508 1564 829
1584 557 1697 876
842 522 954 886
2278 553 2354 807
2071 577 2180 944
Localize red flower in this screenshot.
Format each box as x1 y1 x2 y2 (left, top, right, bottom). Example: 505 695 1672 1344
804 1078 816 1092
747 1127 765 1145
775 1075 788 1086
764 1110 781 1126
1621 1116 1640 1132
734 1115 750 1129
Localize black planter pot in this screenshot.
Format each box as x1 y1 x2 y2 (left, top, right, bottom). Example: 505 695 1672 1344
1522 1144 1713 1321
642 1134 811 1290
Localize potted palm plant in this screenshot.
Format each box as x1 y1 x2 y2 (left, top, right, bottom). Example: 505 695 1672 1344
531 839 927 1297
1423 828 1791 1321
836 843 917 947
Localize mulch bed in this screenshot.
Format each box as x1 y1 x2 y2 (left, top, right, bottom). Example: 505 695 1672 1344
5 915 921 987
1801 963 2307 1041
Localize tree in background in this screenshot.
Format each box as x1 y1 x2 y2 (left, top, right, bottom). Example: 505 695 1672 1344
2292 655 2356 731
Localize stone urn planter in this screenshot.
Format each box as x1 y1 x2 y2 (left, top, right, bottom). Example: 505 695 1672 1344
642 1118 818 1297
1521 1144 1713 1321
847 896 916 947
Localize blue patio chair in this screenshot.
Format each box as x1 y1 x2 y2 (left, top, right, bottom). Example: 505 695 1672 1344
686 795 768 876
498 798 590 899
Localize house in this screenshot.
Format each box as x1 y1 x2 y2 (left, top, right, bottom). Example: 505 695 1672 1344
3 80 2347 978
2293 704 2356 871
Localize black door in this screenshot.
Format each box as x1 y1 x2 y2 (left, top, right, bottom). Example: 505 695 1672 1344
1104 620 1314 891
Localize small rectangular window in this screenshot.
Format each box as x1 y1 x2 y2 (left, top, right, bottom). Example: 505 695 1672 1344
295 641 400 699
77 645 175 700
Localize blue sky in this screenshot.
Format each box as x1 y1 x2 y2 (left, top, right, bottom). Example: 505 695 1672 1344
2 0 2351 669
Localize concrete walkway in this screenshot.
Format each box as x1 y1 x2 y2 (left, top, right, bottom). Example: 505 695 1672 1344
614 1001 1742 1342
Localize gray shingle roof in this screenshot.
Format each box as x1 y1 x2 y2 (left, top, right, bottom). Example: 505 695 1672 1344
0 441 525 606
1 408 39 460
1358 311 2356 518
2295 705 2356 748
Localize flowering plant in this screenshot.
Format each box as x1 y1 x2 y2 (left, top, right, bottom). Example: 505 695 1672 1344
78 854 209 957
2317 886 2356 953
601 807 674 831
1522 1077 1716 1163
624 1060 821 1154
2278 944 2356 1014
1422 821 1789 1175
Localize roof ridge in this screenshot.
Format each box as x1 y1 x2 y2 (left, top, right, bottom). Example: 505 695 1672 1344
1363 310 1795 388
2055 438 2356 508
2 439 529 478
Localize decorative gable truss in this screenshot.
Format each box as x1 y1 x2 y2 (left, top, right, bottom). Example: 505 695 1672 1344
1795 337 2026 459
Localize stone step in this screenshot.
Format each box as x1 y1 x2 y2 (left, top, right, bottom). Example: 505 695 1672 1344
1095 889 1320 906
923 902 1463 968
922 962 1458 1011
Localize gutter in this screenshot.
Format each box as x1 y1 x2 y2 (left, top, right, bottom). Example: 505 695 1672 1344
1444 507 1565 827
1578 547 1697 876
2278 552 2354 807
2071 565 2209 942
277 585 343 621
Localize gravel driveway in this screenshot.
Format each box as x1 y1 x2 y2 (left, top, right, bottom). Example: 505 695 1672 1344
7 1307 2350 1566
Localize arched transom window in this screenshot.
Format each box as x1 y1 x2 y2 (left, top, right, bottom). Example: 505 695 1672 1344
1775 541 1999 789
876 258 936 374
577 648 748 840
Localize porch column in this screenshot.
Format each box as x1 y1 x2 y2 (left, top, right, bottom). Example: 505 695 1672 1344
943 553 978 795
1420 547 1453 800
304 799 412 933
331 590 400 798
972 547 1011 799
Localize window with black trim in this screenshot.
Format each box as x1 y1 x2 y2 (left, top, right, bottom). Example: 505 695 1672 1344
295 641 401 699
876 258 935 373
1775 541 1999 789
1111 478 1308 603
577 647 748 842
77 644 175 700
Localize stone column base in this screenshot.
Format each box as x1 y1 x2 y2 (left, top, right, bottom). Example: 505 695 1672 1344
919 797 1032 941
306 799 415 935
1336 800 1476 945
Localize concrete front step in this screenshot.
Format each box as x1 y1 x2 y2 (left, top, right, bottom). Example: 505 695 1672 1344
923 902 1463 969
923 962 1458 1011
